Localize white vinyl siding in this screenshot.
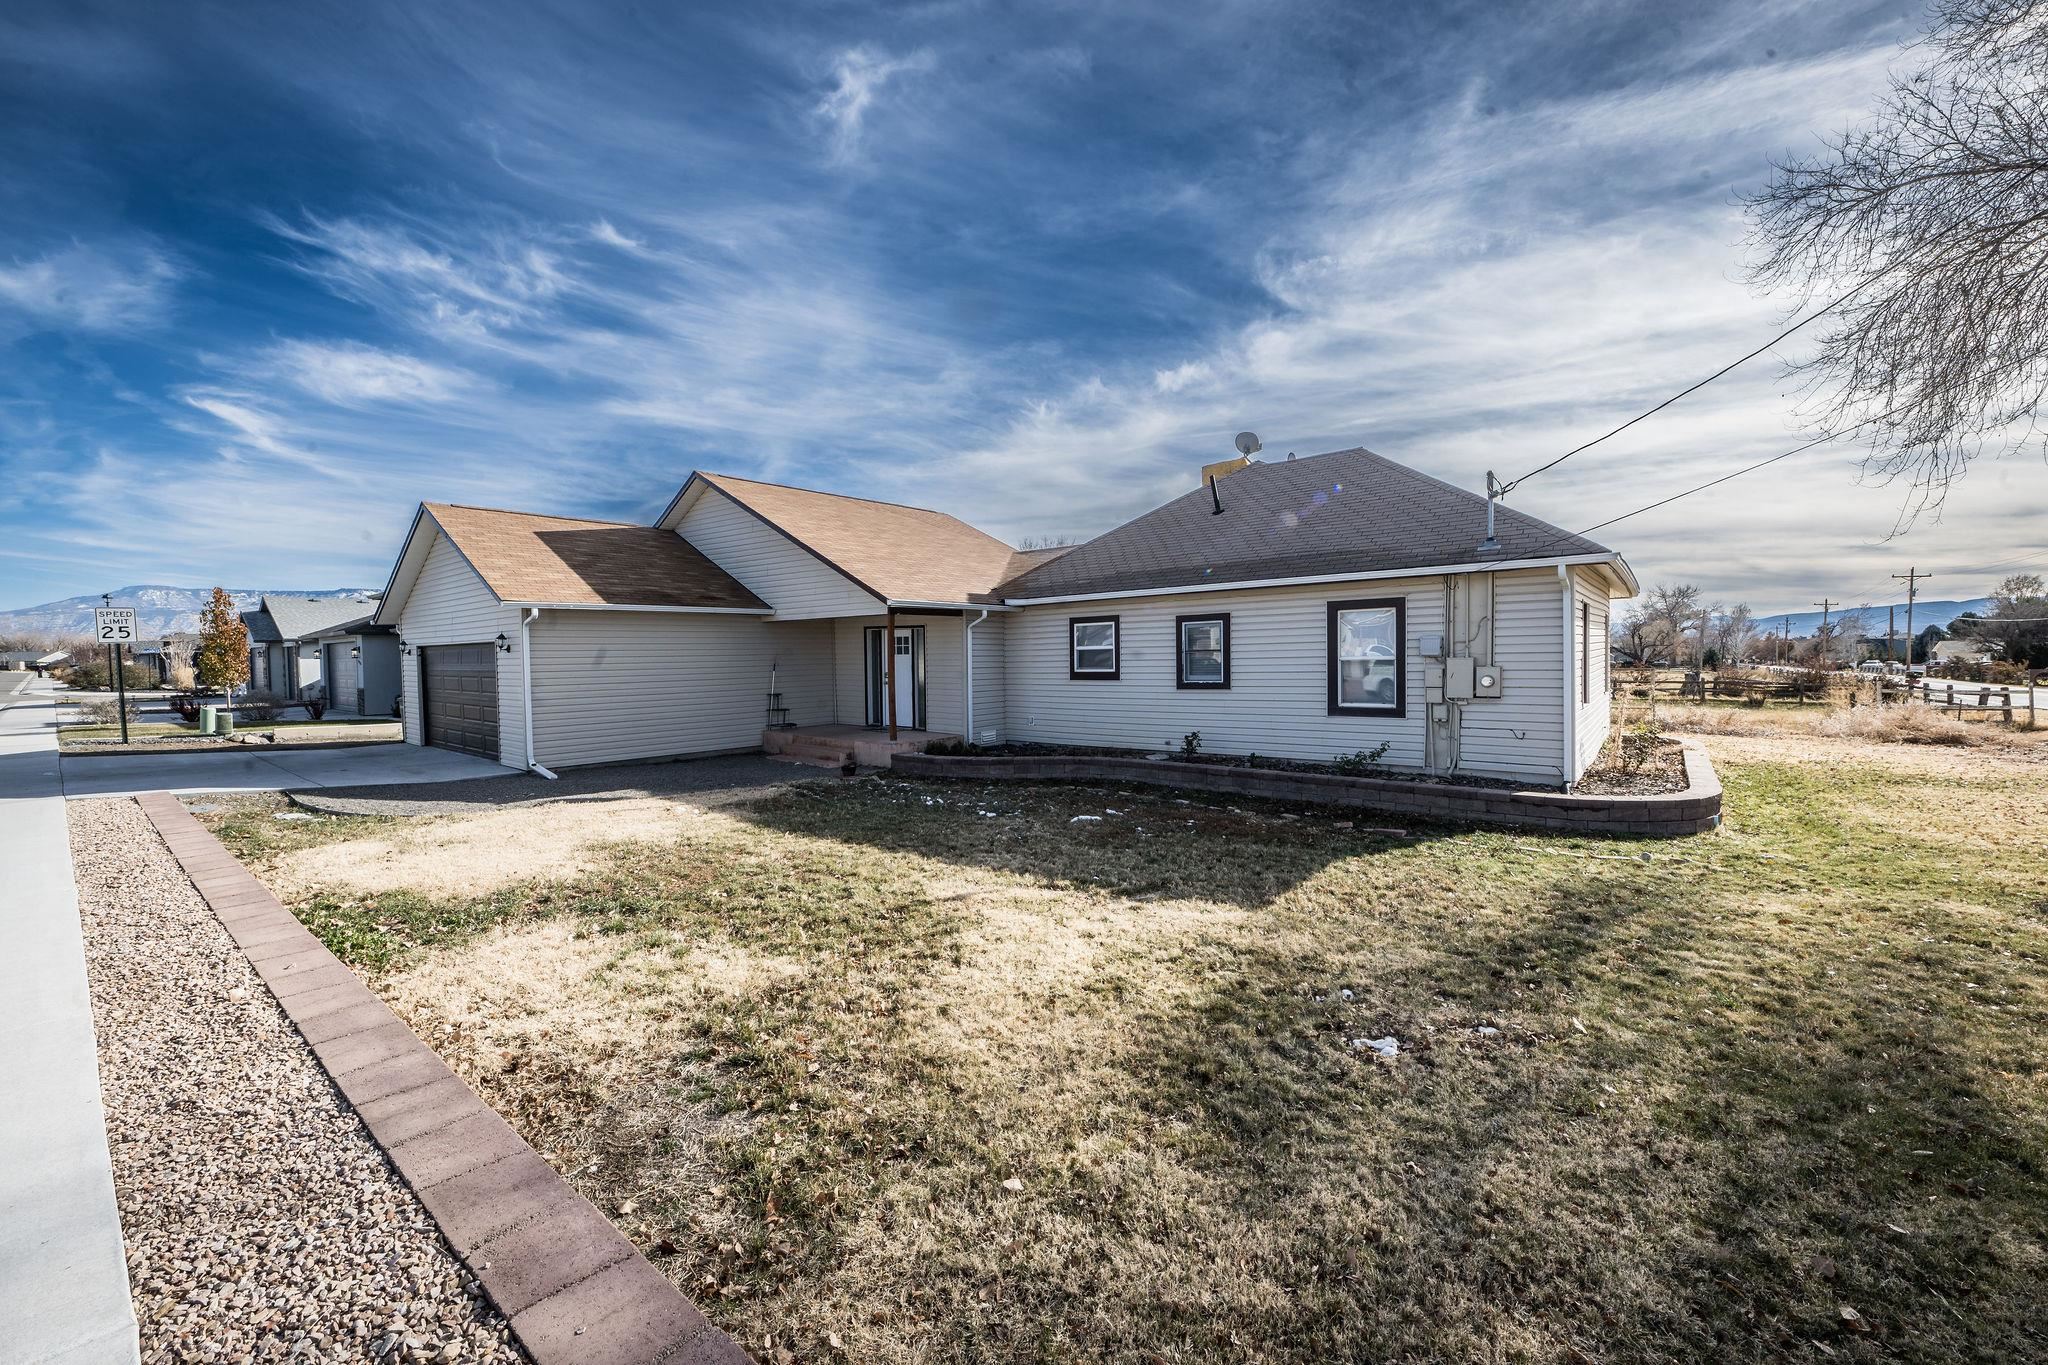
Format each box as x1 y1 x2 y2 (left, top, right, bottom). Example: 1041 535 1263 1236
1454 570 1569 785
396 531 526 766
675 488 884 621
529 614 834 769
1572 567 1613 779
1003 580 1441 772
968 613 1005 744
831 615 966 734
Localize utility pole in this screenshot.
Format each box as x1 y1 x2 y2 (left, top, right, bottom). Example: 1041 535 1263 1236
1813 599 1837 667
1894 568 1931 697
1781 614 1791 665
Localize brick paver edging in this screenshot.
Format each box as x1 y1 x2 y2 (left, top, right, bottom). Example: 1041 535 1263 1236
134 792 752 1365
891 740 1722 837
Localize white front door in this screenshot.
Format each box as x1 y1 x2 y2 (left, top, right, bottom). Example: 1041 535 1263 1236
889 628 917 728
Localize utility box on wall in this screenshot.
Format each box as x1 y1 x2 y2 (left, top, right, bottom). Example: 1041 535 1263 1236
1475 663 1503 697
1444 656 1475 700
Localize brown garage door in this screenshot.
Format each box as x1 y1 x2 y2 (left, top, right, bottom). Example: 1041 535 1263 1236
420 644 499 759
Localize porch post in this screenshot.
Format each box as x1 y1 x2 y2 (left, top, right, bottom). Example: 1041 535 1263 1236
885 607 898 740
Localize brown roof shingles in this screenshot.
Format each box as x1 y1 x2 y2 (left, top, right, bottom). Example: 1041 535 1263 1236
426 504 768 611
695 473 1025 604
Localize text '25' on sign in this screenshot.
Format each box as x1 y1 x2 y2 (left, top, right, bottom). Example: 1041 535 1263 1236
95 607 137 644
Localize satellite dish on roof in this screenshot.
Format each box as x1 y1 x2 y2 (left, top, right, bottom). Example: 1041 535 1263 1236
1234 431 1261 456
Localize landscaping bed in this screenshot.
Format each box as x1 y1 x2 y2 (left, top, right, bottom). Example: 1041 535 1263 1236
189 736 2048 1364
69 797 521 1363
896 742 1717 835
61 719 403 755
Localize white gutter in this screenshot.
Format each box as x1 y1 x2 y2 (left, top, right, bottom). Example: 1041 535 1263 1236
1001 552 1631 606
520 606 557 780
963 608 989 745
502 601 772 615
1559 565 1577 788
886 600 1019 613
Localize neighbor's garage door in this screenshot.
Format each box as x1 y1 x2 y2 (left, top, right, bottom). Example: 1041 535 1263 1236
420 644 499 759
325 644 360 715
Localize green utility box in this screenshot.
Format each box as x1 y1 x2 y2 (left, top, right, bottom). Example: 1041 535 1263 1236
199 705 216 735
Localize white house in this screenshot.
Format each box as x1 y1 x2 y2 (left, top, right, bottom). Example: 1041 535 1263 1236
370 448 1637 787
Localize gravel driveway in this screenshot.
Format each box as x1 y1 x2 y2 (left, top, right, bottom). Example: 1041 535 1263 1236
70 797 525 1364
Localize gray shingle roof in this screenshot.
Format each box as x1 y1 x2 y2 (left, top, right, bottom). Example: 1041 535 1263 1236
996 447 1616 601
261 595 379 640
240 608 282 643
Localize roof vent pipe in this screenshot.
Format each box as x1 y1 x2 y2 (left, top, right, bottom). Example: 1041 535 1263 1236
1478 470 1503 554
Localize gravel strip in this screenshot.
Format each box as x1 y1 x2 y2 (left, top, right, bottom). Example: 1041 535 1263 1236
70 796 526 1364
289 753 826 818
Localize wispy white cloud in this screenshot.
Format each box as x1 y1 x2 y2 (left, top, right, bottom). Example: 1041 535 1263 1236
260 340 479 406
0 241 179 335
812 45 935 166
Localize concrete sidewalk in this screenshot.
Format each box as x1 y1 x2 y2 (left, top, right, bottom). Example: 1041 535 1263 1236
61 736 514 799
0 680 141 1363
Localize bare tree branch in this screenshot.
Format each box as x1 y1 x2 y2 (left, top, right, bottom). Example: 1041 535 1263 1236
1744 0 2048 514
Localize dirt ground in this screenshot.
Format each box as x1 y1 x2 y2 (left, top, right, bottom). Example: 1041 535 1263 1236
198 731 2048 1365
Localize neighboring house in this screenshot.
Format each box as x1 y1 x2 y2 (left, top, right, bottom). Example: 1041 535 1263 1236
370 448 1637 786
305 616 402 716
240 595 380 698
1930 637 1996 666
132 634 198 685
2 649 69 675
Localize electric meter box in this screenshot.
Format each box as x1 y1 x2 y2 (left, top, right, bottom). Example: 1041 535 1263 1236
1474 664 1504 698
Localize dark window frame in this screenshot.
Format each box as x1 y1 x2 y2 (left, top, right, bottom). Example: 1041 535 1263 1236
1326 597 1407 718
1174 612 1231 690
1068 614 1121 680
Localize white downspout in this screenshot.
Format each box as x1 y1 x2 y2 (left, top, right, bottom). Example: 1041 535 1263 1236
521 606 557 779
963 609 989 746
1559 564 1577 788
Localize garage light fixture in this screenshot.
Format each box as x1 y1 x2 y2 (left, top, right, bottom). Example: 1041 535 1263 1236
495 633 512 653
398 640 413 656
349 644 361 660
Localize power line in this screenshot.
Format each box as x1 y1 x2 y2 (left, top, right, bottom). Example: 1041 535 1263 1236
1500 277 1878 495
1562 425 1860 544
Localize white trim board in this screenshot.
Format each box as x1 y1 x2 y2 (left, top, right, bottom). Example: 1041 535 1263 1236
1000 553 1637 606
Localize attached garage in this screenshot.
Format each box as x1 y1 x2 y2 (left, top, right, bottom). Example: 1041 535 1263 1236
324 642 361 715
373 501 786 773
420 644 500 757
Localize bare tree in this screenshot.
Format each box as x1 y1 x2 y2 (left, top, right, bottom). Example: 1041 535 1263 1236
1712 604 1758 664
1744 0 2048 509
1016 534 1078 550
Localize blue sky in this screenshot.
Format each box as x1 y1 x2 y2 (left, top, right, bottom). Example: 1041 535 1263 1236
2 0 2042 615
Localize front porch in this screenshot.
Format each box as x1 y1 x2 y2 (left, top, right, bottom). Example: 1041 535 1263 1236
764 723 960 770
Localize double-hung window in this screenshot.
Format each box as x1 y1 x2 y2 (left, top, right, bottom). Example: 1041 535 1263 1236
1069 616 1120 679
1327 598 1406 716
1175 614 1229 688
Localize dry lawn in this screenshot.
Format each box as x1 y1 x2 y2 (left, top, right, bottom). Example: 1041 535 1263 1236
199 734 2048 1365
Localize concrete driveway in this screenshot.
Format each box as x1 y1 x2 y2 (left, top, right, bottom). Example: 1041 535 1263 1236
60 741 515 799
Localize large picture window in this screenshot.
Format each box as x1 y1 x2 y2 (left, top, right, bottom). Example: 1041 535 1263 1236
1175 613 1230 689
1069 615 1120 679
1327 598 1405 716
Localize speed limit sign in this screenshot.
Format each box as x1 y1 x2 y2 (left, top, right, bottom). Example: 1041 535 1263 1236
94 607 137 644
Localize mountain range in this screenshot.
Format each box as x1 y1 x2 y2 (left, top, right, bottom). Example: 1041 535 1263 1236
1764 598 1994 638
0 585 376 640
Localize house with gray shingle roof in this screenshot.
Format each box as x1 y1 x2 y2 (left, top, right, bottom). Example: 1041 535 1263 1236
369 447 1636 786
240 594 380 700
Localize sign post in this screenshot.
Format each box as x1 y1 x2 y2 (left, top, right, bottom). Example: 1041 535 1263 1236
94 607 136 745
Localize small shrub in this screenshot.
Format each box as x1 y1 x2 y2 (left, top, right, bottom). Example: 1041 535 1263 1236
78 695 142 728
1331 742 1393 776
924 736 968 756
1176 731 1203 761
239 693 282 724
299 697 328 722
